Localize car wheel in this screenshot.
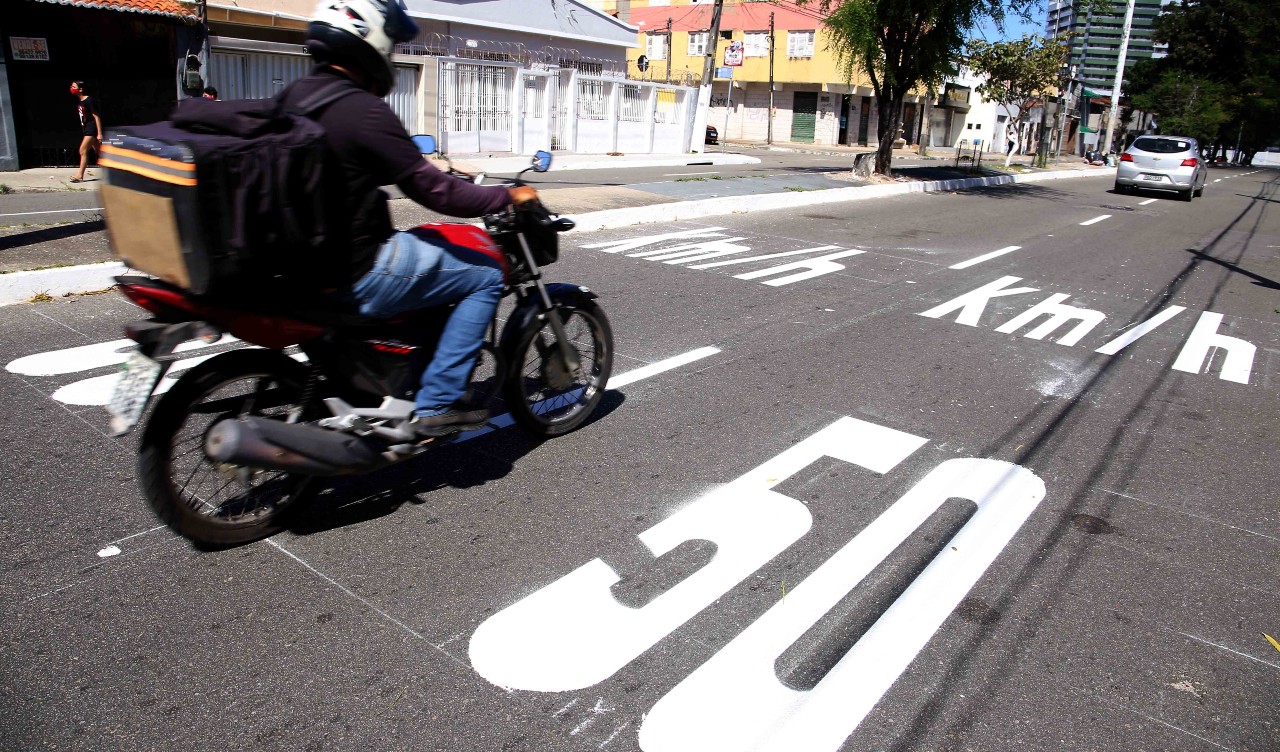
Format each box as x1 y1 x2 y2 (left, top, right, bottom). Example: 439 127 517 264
1114 182 1128 195
1194 182 1204 198
1181 188 1193 202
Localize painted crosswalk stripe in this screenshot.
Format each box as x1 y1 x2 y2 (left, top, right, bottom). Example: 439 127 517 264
949 246 1022 270
1079 215 1111 226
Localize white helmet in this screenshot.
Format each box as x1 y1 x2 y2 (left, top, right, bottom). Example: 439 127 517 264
307 0 418 96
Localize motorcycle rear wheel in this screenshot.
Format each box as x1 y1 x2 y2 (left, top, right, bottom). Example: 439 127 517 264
503 301 613 437
138 349 314 548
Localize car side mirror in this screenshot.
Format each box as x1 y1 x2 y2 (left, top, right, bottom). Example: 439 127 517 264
531 150 552 172
412 134 438 156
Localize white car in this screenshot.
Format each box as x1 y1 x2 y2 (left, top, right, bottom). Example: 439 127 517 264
1115 135 1207 201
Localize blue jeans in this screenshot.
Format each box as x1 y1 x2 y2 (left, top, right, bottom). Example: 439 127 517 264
353 228 504 417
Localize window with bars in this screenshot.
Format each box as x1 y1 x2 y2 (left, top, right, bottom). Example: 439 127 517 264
560 59 604 75
619 84 646 122
787 30 815 58
646 32 668 61
522 76 545 119
744 31 769 57
577 79 608 120
688 31 709 57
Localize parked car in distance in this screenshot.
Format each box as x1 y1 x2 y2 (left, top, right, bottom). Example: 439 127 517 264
1115 135 1207 201
705 125 718 145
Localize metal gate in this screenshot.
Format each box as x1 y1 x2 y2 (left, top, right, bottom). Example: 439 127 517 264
791 92 818 143
210 50 310 100
210 47 421 133
441 61 513 153
386 65 420 133
519 72 550 153
548 69 573 151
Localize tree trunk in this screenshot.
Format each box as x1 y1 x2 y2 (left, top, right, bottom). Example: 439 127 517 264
919 89 933 158
874 89 906 175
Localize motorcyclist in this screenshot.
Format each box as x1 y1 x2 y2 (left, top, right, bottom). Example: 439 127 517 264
282 0 537 437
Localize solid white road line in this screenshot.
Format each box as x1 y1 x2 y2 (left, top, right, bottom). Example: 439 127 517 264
460 346 721 441
949 245 1022 270
606 346 721 388
1139 198 1157 206
0 207 101 219
1080 215 1111 226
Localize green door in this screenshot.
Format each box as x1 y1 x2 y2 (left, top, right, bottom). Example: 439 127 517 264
791 92 818 143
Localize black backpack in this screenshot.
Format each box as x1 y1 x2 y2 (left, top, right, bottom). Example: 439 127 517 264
100 80 357 298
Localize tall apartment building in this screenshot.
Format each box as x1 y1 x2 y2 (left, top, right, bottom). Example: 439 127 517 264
1046 0 1172 95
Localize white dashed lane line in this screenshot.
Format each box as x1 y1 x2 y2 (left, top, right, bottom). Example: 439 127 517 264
1080 215 1111 226
949 246 1022 270
1139 198 1157 205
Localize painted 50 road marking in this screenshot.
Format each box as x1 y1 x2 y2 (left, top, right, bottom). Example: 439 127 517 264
469 416 1046 751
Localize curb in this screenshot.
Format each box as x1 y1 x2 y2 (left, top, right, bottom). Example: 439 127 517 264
0 167 1113 307
0 261 126 306
452 152 762 173
566 167 1114 233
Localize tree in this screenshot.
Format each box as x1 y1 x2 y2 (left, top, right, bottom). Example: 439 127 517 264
965 34 1068 167
1125 0 1280 160
802 0 1039 175
1128 66 1231 144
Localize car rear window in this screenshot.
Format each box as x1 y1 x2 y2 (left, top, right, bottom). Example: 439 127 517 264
1132 137 1192 153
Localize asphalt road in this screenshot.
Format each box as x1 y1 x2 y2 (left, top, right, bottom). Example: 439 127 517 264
1 168 1277 751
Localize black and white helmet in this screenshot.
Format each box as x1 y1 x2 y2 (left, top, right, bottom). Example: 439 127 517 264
306 0 418 96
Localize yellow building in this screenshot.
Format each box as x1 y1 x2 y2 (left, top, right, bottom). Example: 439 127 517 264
585 0 974 148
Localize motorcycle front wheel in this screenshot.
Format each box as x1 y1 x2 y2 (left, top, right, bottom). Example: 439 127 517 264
503 301 613 437
137 349 314 548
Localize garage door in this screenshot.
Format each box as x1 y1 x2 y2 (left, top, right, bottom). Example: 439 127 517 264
791 92 817 143
210 48 420 133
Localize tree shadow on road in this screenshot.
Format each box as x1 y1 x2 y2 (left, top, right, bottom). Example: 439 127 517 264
885 172 1279 752
0 219 103 252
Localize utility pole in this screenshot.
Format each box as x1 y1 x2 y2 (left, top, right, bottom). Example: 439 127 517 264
767 11 775 145
665 17 672 85
689 0 725 154
1102 0 1135 157
699 0 726 87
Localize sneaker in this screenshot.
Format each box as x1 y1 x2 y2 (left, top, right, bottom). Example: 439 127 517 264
409 406 491 437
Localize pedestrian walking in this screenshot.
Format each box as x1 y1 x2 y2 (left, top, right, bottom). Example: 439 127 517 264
70 81 101 183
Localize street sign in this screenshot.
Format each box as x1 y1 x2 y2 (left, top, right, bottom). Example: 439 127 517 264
637 54 649 73
723 40 744 66
715 66 733 79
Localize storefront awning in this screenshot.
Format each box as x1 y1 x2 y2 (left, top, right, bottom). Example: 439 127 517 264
27 0 195 21
1081 87 1110 98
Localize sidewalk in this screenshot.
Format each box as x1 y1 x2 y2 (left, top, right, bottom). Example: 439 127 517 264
0 149 1114 304
0 150 763 194
722 138 1106 173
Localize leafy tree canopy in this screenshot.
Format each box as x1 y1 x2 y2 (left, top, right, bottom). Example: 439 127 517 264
965 34 1069 165
800 0 1040 174
1127 0 1280 159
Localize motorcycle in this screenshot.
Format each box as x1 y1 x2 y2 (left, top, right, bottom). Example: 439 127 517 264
106 141 613 547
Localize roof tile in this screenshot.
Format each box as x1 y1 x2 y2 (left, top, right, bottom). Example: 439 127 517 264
29 0 196 21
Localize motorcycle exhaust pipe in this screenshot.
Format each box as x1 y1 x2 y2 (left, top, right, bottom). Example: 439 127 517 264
205 416 389 477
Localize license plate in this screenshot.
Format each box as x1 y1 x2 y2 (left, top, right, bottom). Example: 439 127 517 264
106 351 164 435
1140 173 1166 182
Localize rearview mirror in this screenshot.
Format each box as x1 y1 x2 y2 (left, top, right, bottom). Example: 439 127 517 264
532 150 552 172
412 134 437 156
